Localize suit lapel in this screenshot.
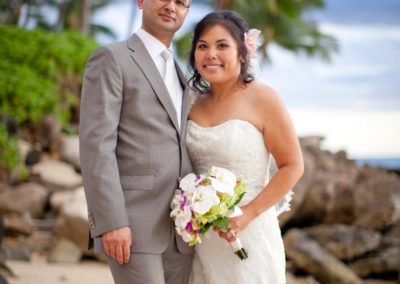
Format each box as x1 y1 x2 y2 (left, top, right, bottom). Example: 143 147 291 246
128 35 180 132
176 64 190 137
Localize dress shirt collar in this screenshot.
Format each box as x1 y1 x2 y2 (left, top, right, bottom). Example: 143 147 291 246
136 28 170 59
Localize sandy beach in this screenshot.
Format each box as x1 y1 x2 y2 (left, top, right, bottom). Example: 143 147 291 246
6 253 113 284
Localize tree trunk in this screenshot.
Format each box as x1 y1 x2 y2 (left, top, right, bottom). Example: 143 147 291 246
6 0 23 25
81 0 90 35
56 1 68 32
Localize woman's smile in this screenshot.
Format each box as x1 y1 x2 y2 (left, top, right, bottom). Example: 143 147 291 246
195 24 241 84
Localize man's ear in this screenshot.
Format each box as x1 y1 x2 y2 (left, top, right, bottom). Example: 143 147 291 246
137 0 144 9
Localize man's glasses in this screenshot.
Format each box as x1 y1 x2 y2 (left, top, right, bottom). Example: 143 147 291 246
158 0 190 9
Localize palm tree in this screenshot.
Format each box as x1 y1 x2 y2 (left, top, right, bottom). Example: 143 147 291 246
176 0 338 62
0 0 116 40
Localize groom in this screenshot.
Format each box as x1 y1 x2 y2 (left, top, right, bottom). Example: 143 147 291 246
79 0 193 283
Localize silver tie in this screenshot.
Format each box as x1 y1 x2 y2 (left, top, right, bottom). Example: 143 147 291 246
161 49 181 129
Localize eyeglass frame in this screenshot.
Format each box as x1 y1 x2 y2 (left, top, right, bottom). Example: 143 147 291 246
158 0 191 9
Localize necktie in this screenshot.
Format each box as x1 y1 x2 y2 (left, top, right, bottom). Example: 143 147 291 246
161 49 181 129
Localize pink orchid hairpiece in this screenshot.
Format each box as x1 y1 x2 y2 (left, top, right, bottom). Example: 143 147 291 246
244 29 261 59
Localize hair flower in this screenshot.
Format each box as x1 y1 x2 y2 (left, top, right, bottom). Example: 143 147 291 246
244 29 261 59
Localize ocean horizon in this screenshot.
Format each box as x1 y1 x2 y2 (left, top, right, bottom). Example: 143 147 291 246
354 157 400 170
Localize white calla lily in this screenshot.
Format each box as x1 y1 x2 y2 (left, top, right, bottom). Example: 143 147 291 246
209 166 237 196
192 185 220 214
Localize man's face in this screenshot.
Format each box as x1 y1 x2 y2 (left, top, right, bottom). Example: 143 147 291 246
138 0 189 39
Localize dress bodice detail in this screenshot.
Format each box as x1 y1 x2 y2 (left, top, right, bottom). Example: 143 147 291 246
186 119 287 284
187 119 270 206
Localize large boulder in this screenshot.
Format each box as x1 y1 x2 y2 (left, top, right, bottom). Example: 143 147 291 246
54 187 89 251
48 238 83 263
349 246 400 277
59 135 80 171
31 160 82 191
284 228 363 284
353 165 400 230
279 150 317 227
2 214 36 237
0 182 48 218
304 224 381 261
49 190 76 213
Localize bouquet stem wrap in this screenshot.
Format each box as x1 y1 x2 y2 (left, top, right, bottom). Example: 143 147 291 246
226 207 248 260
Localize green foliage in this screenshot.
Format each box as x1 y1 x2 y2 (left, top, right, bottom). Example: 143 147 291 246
177 0 338 62
0 123 21 175
0 26 98 125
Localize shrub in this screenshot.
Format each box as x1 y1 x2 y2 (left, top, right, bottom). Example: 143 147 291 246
0 26 98 126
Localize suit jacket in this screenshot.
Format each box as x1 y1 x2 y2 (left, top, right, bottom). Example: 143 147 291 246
79 34 193 254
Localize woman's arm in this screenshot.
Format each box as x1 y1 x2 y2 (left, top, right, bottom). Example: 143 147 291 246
221 84 304 241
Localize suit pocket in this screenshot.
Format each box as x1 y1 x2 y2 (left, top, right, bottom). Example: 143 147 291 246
120 174 155 191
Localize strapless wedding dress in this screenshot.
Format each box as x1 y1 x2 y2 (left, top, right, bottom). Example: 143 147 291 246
187 119 287 284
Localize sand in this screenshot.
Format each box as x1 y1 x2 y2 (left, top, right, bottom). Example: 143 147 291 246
5 253 114 284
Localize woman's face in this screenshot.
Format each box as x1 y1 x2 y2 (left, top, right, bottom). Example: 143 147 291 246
194 24 242 86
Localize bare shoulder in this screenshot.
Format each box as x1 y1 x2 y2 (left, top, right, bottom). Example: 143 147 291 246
188 93 210 120
246 82 283 111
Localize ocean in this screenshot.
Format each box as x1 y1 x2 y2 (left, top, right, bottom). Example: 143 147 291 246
355 158 400 170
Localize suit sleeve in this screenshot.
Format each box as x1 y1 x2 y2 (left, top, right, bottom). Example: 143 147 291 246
79 46 130 238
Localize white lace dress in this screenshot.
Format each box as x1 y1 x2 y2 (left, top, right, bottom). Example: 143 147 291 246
187 119 288 284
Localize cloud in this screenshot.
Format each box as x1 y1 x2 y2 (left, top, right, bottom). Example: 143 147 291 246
320 23 400 42
290 109 400 158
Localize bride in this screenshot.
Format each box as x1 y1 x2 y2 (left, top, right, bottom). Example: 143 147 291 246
185 10 304 284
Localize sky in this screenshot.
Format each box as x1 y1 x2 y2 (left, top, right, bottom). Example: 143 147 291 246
92 0 400 159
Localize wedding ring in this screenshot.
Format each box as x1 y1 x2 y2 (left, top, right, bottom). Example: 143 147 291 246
229 230 235 237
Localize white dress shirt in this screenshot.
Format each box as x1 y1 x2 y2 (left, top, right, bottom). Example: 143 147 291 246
136 29 183 129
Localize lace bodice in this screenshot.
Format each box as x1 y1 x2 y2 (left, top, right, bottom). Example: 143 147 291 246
186 119 270 205
187 119 287 284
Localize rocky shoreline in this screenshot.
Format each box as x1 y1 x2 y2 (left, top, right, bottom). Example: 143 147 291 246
0 117 399 283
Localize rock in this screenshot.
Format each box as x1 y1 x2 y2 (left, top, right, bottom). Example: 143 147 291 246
39 115 62 151
47 238 83 264
382 222 400 247
279 150 317 227
282 146 361 228
353 165 400 230
0 182 48 218
284 229 363 284
304 224 381 261
49 190 75 213
3 214 36 237
25 143 42 166
363 280 399 284
0 115 17 136
24 231 54 254
350 246 400 277
17 140 31 163
3 242 30 261
286 272 320 284
54 187 89 251
59 135 80 171
31 160 82 191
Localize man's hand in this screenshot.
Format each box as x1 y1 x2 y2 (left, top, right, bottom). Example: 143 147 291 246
102 226 132 265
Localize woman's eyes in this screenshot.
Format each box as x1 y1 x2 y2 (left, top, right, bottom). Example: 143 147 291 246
196 43 229 49
218 43 229 48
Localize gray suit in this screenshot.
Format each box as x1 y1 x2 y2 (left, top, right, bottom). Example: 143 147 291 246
79 34 193 283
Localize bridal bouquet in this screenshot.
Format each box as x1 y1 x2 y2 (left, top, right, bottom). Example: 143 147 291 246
170 166 249 260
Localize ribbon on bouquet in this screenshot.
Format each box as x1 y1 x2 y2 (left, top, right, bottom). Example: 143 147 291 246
226 207 248 260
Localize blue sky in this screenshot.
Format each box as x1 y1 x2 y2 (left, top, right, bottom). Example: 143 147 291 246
92 1 400 158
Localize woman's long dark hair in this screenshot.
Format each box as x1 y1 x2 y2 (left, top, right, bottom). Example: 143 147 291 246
188 10 255 94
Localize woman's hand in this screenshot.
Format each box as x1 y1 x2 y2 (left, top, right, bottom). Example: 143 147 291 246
213 205 255 242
